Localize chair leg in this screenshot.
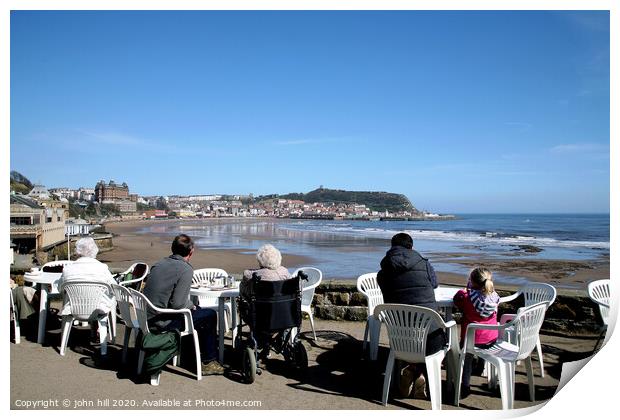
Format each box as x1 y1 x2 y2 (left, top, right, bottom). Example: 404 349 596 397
109 310 117 344
497 361 515 410
308 311 317 340
193 331 203 381
59 316 73 356
122 327 131 364
524 356 535 402
150 373 160 386
382 351 396 406
370 317 381 361
13 316 21 344
535 337 544 378
362 320 370 355
426 353 444 410
454 351 466 406
98 319 108 356
137 350 145 375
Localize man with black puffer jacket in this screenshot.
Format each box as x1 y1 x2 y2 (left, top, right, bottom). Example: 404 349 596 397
377 232 446 400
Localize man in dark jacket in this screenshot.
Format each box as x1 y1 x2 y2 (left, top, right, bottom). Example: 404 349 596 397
143 234 224 375
377 232 446 398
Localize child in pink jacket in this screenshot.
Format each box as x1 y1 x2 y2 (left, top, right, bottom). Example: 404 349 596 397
453 267 500 397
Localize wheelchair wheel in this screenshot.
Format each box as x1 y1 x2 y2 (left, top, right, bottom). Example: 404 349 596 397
242 347 257 384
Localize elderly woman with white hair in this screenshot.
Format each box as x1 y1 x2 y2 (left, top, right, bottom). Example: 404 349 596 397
241 244 292 360
242 244 291 282
58 237 116 316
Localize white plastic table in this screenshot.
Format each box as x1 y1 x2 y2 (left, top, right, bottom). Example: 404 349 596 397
434 286 462 321
23 271 63 344
434 286 462 388
190 286 239 363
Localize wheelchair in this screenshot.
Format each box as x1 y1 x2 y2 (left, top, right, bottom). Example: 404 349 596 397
235 271 309 384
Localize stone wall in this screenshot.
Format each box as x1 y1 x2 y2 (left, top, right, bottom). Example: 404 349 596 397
47 233 114 261
312 280 603 335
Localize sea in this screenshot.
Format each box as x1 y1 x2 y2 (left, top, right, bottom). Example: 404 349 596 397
141 214 609 285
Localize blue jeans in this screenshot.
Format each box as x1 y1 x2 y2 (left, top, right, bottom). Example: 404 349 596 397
151 307 218 363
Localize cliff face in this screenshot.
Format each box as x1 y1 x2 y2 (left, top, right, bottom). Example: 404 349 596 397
283 188 418 213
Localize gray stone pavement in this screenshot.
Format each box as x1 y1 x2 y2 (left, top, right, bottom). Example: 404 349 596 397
10 314 599 410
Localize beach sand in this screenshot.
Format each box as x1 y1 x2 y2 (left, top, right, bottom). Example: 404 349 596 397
101 218 609 290
100 219 313 276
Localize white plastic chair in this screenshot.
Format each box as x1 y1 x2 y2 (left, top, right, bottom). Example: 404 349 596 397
498 282 556 378
374 304 458 410
587 279 610 349
293 267 323 340
192 268 232 332
357 273 384 360
111 284 140 364
129 289 202 386
118 262 149 290
10 288 21 344
58 281 114 357
455 302 548 410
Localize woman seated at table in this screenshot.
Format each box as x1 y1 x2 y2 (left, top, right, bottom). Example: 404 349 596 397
242 244 291 284
240 244 292 359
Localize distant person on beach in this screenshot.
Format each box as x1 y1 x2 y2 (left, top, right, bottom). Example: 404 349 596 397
453 267 500 398
58 237 116 316
143 234 224 376
377 232 444 400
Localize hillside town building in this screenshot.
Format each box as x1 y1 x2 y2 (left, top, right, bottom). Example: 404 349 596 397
10 193 69 253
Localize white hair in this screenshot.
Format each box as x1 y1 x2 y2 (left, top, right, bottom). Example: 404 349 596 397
75 237 99 259
256 244 282 270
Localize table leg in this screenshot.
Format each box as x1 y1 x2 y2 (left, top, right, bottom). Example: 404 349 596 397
231 297 237 348
447 326 460 391
37 286 48 344
218 297 225 363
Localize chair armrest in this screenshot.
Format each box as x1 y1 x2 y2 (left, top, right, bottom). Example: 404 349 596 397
463 322 506 353
145 300 194 333
443 321 458 352
594 301 611 309
444 320 457 329
301 284 319 293
499 313 516 324
499 291 520 304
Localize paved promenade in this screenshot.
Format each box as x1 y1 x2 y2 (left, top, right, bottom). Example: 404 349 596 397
10 316 598 410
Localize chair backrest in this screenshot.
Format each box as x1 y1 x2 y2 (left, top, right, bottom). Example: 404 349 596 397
522 283 557 308
293 267 323 307
128 289 152 334
61 281 113 321
192 268 228 306
357 273 384 316
111 283 135 327
42 260 73 273
374 303 446 362
192 268 228 287
241 274 303 332
131 263 149 280
587 279 611 326
511 302 548 360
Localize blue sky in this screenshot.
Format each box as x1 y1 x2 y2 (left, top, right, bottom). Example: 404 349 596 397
10 10 610 213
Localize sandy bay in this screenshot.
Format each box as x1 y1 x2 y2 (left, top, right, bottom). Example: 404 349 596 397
100 218 608 292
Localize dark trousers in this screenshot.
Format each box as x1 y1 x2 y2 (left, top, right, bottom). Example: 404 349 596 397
151 307 218 363
461 341 496 387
